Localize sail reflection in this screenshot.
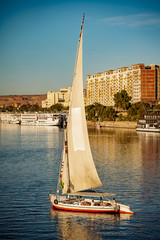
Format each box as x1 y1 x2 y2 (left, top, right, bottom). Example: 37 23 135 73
88 127 143 197
20 125 59 134
50 207 132 240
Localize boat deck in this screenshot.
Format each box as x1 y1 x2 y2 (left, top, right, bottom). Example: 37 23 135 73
49 194 134 214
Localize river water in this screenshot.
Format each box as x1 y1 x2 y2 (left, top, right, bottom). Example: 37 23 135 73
0 124 160 239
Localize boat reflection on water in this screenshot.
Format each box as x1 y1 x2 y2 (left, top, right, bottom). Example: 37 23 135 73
50 207 133 240
20 125 60 133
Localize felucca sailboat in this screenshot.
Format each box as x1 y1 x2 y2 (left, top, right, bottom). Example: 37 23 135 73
49 14 134 214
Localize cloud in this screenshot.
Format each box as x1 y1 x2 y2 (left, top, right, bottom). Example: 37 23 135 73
100 13 160 28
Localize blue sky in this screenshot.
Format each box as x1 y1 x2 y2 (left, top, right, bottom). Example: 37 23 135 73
0 0 160 95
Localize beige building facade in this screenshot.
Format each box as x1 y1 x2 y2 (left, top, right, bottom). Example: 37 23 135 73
86 72 107 106
42 87 72 108
86 64 160 106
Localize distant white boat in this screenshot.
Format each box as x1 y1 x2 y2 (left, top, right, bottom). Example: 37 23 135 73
0 113 21 124
136 111 160 133
21 113 60 126
36 115 60 126
49 14 134 214
136 127 160 133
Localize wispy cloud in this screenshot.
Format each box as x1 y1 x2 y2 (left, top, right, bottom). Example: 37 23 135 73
99 13 160 28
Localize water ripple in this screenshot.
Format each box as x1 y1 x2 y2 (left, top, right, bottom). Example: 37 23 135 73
0 125 160 239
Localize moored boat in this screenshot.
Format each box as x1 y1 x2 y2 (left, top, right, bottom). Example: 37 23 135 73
136 111 160 133
49 191 133 214
35 114 60 126
21 113 60 126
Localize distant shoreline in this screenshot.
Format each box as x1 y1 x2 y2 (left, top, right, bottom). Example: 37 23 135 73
87 120 137 129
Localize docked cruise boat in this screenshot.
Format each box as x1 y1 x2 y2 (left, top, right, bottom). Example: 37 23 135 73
136 111 160 133
0 113 21 124
21 113 60 126
35 114 60 126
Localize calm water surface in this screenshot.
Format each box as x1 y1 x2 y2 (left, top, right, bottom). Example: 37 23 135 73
0 124 160 239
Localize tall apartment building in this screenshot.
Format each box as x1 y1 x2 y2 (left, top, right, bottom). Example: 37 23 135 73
141 64 160 103
86 64 160 106
86 72 106 106
42 87 72 108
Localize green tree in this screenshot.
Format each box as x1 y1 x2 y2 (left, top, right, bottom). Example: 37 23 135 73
30 104 40 112
49 103 64 112
127 102 151 120
153 104 160 111
117 113 127 121
85 104 95 112
6 105 16 112
85 104 116 121
88 108 96 120
85 103 105 121
19 104 31 112
114 90 132 110
102 107 116 121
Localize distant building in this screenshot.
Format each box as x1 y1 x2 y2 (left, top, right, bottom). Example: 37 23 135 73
86 72 106 106
42 87 72 108
86 64 160 106
140 64 160 103
42 87 87 108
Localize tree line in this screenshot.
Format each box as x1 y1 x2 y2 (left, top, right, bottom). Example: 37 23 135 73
1 90 160 121
86 90 160 121
0 103 68 113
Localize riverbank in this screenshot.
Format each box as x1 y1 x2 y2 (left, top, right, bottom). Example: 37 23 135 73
87 120 137 129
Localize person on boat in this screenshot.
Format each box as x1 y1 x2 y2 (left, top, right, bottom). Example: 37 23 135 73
91 199 94 206
100 197 105 206
112 198 117 206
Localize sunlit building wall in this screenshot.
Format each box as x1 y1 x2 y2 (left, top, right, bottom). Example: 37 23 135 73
140 64 160 103
42 87 72 108
86 72 106 106
86 64 160 106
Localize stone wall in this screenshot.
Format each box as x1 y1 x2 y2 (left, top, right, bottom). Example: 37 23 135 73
87 121 137 129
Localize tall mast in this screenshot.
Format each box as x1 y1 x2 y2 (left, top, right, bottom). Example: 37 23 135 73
62 13 102 195
67 13 85 193
79 13 85 41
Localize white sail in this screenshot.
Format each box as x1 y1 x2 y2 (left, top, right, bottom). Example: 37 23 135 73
62 14 102 194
